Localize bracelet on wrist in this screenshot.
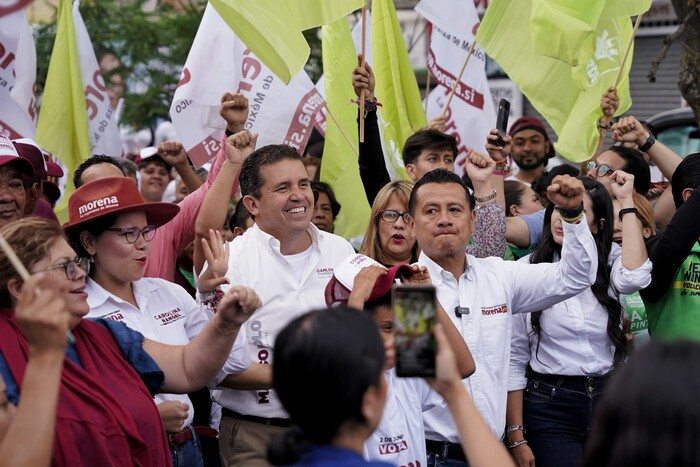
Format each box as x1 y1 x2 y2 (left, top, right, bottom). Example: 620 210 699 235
638 134 656 153
597 119 610 131
507 439 528 450
506 425 526 436
474 189 497 203
492 164 512 176
618 207 638 222
557 203 584 223
200 288 225 314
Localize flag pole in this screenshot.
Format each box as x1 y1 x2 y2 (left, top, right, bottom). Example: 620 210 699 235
325 106 359 157
440 39 477 119
359 2 369 143
613 14 643 89
424 69 431 114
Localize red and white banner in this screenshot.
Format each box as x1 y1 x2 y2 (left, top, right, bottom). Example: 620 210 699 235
416 0 495 174
0 0 32 18
0 8 36 139
170 3 324 168
72 0 122 156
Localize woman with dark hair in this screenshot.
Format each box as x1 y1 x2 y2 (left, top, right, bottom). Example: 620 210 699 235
267 307 391 466
582 340 700 467
505 173 652 467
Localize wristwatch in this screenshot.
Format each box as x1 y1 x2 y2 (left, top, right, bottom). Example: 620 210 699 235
638 134 656 153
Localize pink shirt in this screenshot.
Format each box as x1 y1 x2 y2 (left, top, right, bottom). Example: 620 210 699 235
143 144 228 281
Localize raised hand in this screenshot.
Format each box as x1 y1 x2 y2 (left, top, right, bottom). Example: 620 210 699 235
224 129 259 166
465 148 496 184
352 54 375 100
157 141 189 169
427 115 447 132
600 87 619 121
547 174 584 210
217 286 262 329
15 274 70 354
610 170 635 202
611 116 648 148
219 92 250 133
485 128 512 164
198 229 230 293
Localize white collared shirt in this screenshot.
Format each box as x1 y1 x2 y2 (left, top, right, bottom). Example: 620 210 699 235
508 243 652 390
212 223 355 418
364 369 443 466
85 277 250 427
420 215 598 442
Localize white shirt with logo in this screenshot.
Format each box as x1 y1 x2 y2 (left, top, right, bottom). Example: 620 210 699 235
420 215 597 442
85 277 250 427
364 369 443 467
212 223 356 418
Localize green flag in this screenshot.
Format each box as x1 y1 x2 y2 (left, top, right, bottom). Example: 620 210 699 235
36 0 91 222
210 0 362 83
371 0 426 178
477 0 640 162
320 17 370 240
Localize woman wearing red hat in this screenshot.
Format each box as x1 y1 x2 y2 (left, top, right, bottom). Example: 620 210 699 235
0 215 259 467
61 176 252 467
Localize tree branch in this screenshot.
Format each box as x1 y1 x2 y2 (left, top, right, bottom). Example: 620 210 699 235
648 6 699 82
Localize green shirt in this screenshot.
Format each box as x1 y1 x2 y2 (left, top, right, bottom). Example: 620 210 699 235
644 244 700 341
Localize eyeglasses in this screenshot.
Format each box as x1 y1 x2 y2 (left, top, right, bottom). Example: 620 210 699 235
380 210 410 224
105 225 157 243
586 161 614 177
43 257 91 280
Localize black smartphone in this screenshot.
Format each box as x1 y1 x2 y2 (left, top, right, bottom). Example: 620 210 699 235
392 284 437 378
496 98 511 147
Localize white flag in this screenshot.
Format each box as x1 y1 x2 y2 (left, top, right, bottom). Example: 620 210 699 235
0 8 36 139
170 3 325 168
72 0 122 156
416 0 495 174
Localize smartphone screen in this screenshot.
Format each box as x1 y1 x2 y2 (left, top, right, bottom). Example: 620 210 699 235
496 99 511 147
392 285 437 378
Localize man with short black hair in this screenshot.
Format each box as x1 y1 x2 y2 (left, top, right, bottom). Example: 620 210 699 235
507 116 556 186
408 165 597 465
208 137 356 467
586 145 651 197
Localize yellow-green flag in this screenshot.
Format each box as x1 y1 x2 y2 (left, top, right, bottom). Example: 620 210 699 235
531 0 651 66
372 0 426 178
36 0 90 223
210 0 362 84
320 17 370 240
477 0 639 162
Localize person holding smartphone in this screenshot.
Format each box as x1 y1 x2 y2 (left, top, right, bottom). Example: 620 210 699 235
325 253 474 467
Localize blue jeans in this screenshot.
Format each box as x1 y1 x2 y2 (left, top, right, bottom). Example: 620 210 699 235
523 371 609 467
427 452 468 467
170 427 204 467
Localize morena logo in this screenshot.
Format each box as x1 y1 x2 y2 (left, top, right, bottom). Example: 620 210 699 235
78 196 119 217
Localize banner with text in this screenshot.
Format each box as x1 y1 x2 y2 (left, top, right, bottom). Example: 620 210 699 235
171 3 324 168
72 0 122 156
0 8 36 139
416 0 495 174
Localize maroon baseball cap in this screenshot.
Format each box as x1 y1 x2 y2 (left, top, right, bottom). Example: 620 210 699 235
508 116 556 160
0 133 34 177
63 177 179 232
13 138 48 178
43 181 61 205
325 253 413 306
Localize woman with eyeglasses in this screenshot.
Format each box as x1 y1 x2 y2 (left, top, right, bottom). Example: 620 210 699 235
505 174 652 467
0 216 259 467
62 177 249 467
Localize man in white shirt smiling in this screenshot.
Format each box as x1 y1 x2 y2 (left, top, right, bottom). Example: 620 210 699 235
407 166 598 466
213 142 356 467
